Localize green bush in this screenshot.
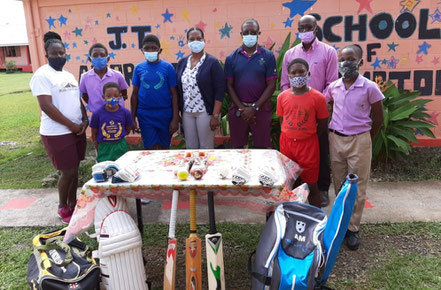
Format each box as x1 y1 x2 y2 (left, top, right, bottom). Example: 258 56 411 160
4 60 17 73
372 78 435 162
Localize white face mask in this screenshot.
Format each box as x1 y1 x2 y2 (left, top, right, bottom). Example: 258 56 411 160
243 35 258 47
188 40 205 53
289 75 309 88
144 51 158 62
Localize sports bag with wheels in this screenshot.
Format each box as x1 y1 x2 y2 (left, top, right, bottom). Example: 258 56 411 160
27 227 100 290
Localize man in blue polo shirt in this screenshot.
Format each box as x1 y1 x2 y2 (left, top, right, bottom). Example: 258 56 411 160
224 19 277 149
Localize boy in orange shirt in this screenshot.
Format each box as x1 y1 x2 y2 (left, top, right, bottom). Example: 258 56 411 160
277 58 329 207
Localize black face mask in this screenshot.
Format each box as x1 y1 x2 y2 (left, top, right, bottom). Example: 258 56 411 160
48 57 66 71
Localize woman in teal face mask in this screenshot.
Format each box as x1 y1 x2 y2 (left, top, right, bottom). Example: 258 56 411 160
131 34 180 150
176 27 226 149
79 43 129 114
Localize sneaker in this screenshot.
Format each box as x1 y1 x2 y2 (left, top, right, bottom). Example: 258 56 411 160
320 191 330 207
57 206 73 224
345 230 360 250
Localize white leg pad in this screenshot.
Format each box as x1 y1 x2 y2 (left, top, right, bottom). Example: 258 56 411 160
98 210 148 290
94 196 128 236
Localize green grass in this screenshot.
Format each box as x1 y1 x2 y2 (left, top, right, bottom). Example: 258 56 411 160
1 222 440 289
0 72 32 96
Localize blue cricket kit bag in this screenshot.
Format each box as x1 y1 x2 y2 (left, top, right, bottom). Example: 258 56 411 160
250 174 358 290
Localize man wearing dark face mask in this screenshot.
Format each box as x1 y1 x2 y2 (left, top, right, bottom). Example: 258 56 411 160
29 32 88 224
224 19 277 149
281 15 338 207
325 44 384 250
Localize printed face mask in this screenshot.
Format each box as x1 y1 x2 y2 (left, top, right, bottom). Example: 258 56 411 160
338 60 361 79
298 31 315 44
188 40 205 53
106 97 119 108
48 57 66 71
243 35 258 48
144 51 158 62
289 75 309 88
91 57 108 70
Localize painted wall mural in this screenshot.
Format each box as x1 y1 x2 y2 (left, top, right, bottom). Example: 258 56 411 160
33 0 441 140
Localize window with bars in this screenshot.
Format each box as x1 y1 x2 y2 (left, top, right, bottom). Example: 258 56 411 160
2 46 21 57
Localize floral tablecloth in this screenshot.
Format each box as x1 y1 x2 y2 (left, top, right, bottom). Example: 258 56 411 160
64 149 304 242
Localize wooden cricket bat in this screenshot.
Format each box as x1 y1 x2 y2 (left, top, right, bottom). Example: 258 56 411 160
186 189 202 290
205 191 225 290
163 190 179 290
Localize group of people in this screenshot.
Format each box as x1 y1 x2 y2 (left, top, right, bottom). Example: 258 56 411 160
30 15 384 251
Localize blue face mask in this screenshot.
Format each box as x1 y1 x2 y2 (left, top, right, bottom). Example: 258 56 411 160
243 35 258 48
188 40 205 53
106 97 119 108
91 57 108 70
144 51 158 62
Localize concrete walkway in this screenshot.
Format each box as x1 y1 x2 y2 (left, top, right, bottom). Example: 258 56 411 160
1 180 441 227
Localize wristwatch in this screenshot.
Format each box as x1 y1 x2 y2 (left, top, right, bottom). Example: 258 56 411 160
251 103 259 111
213 114 220 119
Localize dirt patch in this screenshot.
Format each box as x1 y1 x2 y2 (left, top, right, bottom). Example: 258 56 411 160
140 233 441 289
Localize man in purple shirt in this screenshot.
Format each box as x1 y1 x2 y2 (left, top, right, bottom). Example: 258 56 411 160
325 44 384 250
224 19 278 149
281 15 338 207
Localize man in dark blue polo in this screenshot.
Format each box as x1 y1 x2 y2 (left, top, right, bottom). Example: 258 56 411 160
224 19 277 149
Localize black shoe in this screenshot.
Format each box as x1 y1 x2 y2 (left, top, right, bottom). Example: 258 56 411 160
320 191 330 207
345 230 360 250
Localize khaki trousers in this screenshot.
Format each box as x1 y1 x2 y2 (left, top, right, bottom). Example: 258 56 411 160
329 131 371 232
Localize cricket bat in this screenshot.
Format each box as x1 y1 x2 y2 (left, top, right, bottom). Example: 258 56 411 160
163 190 179 290
186 189 202 290
205 191 225 290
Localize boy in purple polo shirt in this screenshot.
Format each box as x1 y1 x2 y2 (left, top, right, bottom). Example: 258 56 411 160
80 43 129 114
224 19 277 148
325 44 384 250
90 82 134 162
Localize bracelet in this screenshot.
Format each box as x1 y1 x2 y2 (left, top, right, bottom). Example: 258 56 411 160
213 114 220 119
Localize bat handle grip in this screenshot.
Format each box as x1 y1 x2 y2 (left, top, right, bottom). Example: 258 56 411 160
189 189 196 232
168 190 179 238
208 191 216 234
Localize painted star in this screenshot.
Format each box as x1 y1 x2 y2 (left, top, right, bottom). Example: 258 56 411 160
332 44 339 50
108 52 116 59
162 9 174 23
282 0 317 18
58 15 68 26
156 24 161 29
387 56 399 69
106 13 111 18
84 17 93 31
195 20 207 32
72 42 77 48
415 128 424 136
262 36 274 48
83 53 90 63
400 0 420 13
45 16 57 29
432 56 440 66
371 57 382 70
219 23 233 39
68 9 72 13
66 54 71 62
283 17 294 28
92 38 97 44
181 9 190 22
428 112 440 125
176 50 185 60
63 31 71 40
131 43 136 48
84 40 89 45
75 56 81 61
415 54 423 64
131 6 138 14
355 0 374 14
381 59 388 65
95 20 99 25
170 36 175 40
63 42 69 49
417 41 431 55
72 27 83 37
387 42 399 52
429 8 441 23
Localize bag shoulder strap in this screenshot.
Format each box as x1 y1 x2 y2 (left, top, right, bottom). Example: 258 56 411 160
247 250 272 286
35 236 73 267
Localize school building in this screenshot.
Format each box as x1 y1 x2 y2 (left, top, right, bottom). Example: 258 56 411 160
22 0 441 145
